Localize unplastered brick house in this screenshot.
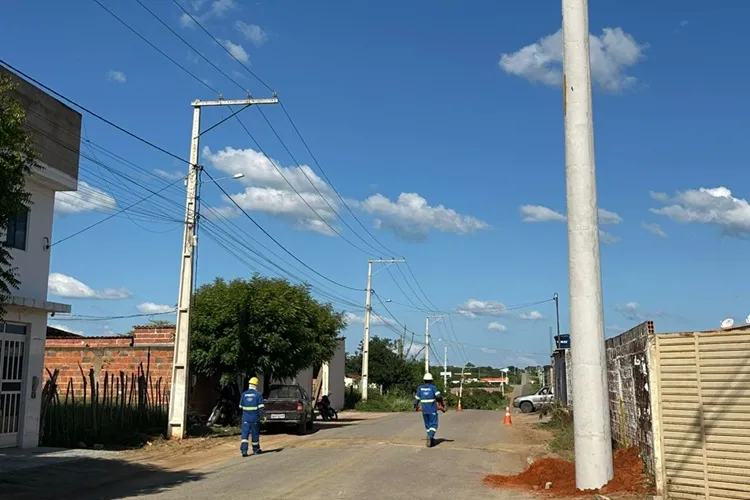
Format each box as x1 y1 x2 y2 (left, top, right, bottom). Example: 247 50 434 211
0 67 81 449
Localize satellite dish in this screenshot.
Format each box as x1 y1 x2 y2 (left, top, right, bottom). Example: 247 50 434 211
745 315 750 325
721 318 735 329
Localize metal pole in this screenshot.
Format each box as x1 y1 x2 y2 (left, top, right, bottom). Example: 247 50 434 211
361 260 373 401
562 0 614 489
424 317 430 373
554 292 561 348
167 105 201 440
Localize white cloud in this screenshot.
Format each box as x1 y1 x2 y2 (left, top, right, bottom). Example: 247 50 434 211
650 187 750 237
480 347 498 354
181 0 234 27
642 222 667 238
615 302 642 321
599 230 621 245
236 21 268 46
361 193 490 242
154 169 184 180
222 40 249 63
179 12 196 28
137 302 175 314
344 312 393 327
55 181 117 214
458 299 508 319
48 323 84 336
48 273 131 300
499 27 648 92
203 146 338 234
598 208 623 225
106 70 127 83
520 205 566 223
487 321 507 332
520 204 622 225
680 20 689 27
519 311 545 321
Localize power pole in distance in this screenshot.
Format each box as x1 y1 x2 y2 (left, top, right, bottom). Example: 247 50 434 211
168 96 278 440
553 292 561 349
562 0 614 488
424 315 444 374
361 258 405 401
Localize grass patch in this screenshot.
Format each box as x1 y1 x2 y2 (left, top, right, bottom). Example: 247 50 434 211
538 403 574 461
355 392 413 412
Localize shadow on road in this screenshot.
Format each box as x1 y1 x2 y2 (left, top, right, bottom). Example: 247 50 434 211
0 456 204 500
432 438 455 447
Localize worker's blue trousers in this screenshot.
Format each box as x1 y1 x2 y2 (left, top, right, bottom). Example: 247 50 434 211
422 412 439 439
240 420 260 455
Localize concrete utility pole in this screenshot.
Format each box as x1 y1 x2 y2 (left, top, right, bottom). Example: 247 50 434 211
562 0 614 488
423 315 444 374
361 258 405 401
167 96 278 440
443 344 448 389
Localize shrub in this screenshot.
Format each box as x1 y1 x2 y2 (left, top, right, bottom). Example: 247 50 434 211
344 388 362 410
355 390 414 412
445 389 508 410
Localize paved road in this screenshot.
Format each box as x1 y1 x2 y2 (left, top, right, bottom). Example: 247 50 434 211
2 411 537 500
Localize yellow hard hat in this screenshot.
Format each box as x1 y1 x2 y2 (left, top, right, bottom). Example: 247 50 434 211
249 377 259 386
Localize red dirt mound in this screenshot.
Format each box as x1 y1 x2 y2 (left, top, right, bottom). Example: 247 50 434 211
483 447 650 497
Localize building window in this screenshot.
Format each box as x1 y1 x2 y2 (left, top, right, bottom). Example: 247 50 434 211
0 323 27 336
5 207 28 251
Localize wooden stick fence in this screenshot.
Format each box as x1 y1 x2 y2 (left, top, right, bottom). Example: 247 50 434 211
40 363 169 448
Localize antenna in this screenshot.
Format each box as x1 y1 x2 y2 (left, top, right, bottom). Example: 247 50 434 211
720 318 735 329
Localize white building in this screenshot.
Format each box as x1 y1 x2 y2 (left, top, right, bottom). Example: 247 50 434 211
0 67 80 448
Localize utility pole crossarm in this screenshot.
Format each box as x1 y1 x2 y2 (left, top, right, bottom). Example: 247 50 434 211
192 97 279 107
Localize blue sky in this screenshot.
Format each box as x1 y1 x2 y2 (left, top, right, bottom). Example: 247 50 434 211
3 0 749 369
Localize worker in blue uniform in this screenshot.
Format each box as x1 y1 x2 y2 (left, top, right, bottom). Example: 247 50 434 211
413 373 445 447
239 376 265 457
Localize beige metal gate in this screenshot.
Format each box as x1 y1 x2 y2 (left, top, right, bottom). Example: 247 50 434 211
0 322 27 448
656 330 750 499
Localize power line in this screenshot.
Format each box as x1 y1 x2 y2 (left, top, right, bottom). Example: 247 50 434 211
93 0 219 95
0 60 190 166
204 169 364 292
170 0 275 94
127 1 383 256
52 310 177 321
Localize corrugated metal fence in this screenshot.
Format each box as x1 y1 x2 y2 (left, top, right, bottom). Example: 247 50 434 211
655 329 750 499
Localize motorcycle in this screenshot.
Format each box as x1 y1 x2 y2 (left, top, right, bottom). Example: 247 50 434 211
207 383 241 427
316 394 338 421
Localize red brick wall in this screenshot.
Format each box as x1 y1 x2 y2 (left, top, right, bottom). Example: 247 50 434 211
44 326 175 403
44 325 217 415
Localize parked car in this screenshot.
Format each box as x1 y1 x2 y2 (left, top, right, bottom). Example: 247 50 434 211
512 386 554 413
262 384 315 435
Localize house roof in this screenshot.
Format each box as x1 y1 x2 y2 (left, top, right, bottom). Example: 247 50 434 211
46 326 83 339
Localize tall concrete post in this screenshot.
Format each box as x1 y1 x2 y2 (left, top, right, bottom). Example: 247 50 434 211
360 261 373 401
562 0 614 489
424 317 430 373
167 105 201 440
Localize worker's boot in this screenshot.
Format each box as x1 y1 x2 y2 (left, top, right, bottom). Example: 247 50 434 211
425 436 431 447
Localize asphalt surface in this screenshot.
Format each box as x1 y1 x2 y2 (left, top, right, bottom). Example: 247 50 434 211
1 411 537 499
133 411 535 500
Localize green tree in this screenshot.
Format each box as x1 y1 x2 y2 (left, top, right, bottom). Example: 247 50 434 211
350 336 422 393
0 76 38 317
189 276 345 384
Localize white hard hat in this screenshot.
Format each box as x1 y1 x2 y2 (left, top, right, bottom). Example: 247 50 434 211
424 373 433 381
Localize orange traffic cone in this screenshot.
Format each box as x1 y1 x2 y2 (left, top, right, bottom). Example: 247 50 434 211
456 399 463 412
503 406 512 426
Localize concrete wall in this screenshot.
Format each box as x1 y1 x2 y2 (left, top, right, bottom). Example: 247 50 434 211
327 338 346 410
1 66 82 181
9 182 55 301
605 321 656 477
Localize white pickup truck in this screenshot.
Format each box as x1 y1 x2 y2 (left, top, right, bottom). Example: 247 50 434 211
512 386 554 413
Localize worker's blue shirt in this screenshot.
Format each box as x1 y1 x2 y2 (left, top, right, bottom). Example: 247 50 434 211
239 388 264 422
414 384 441 414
